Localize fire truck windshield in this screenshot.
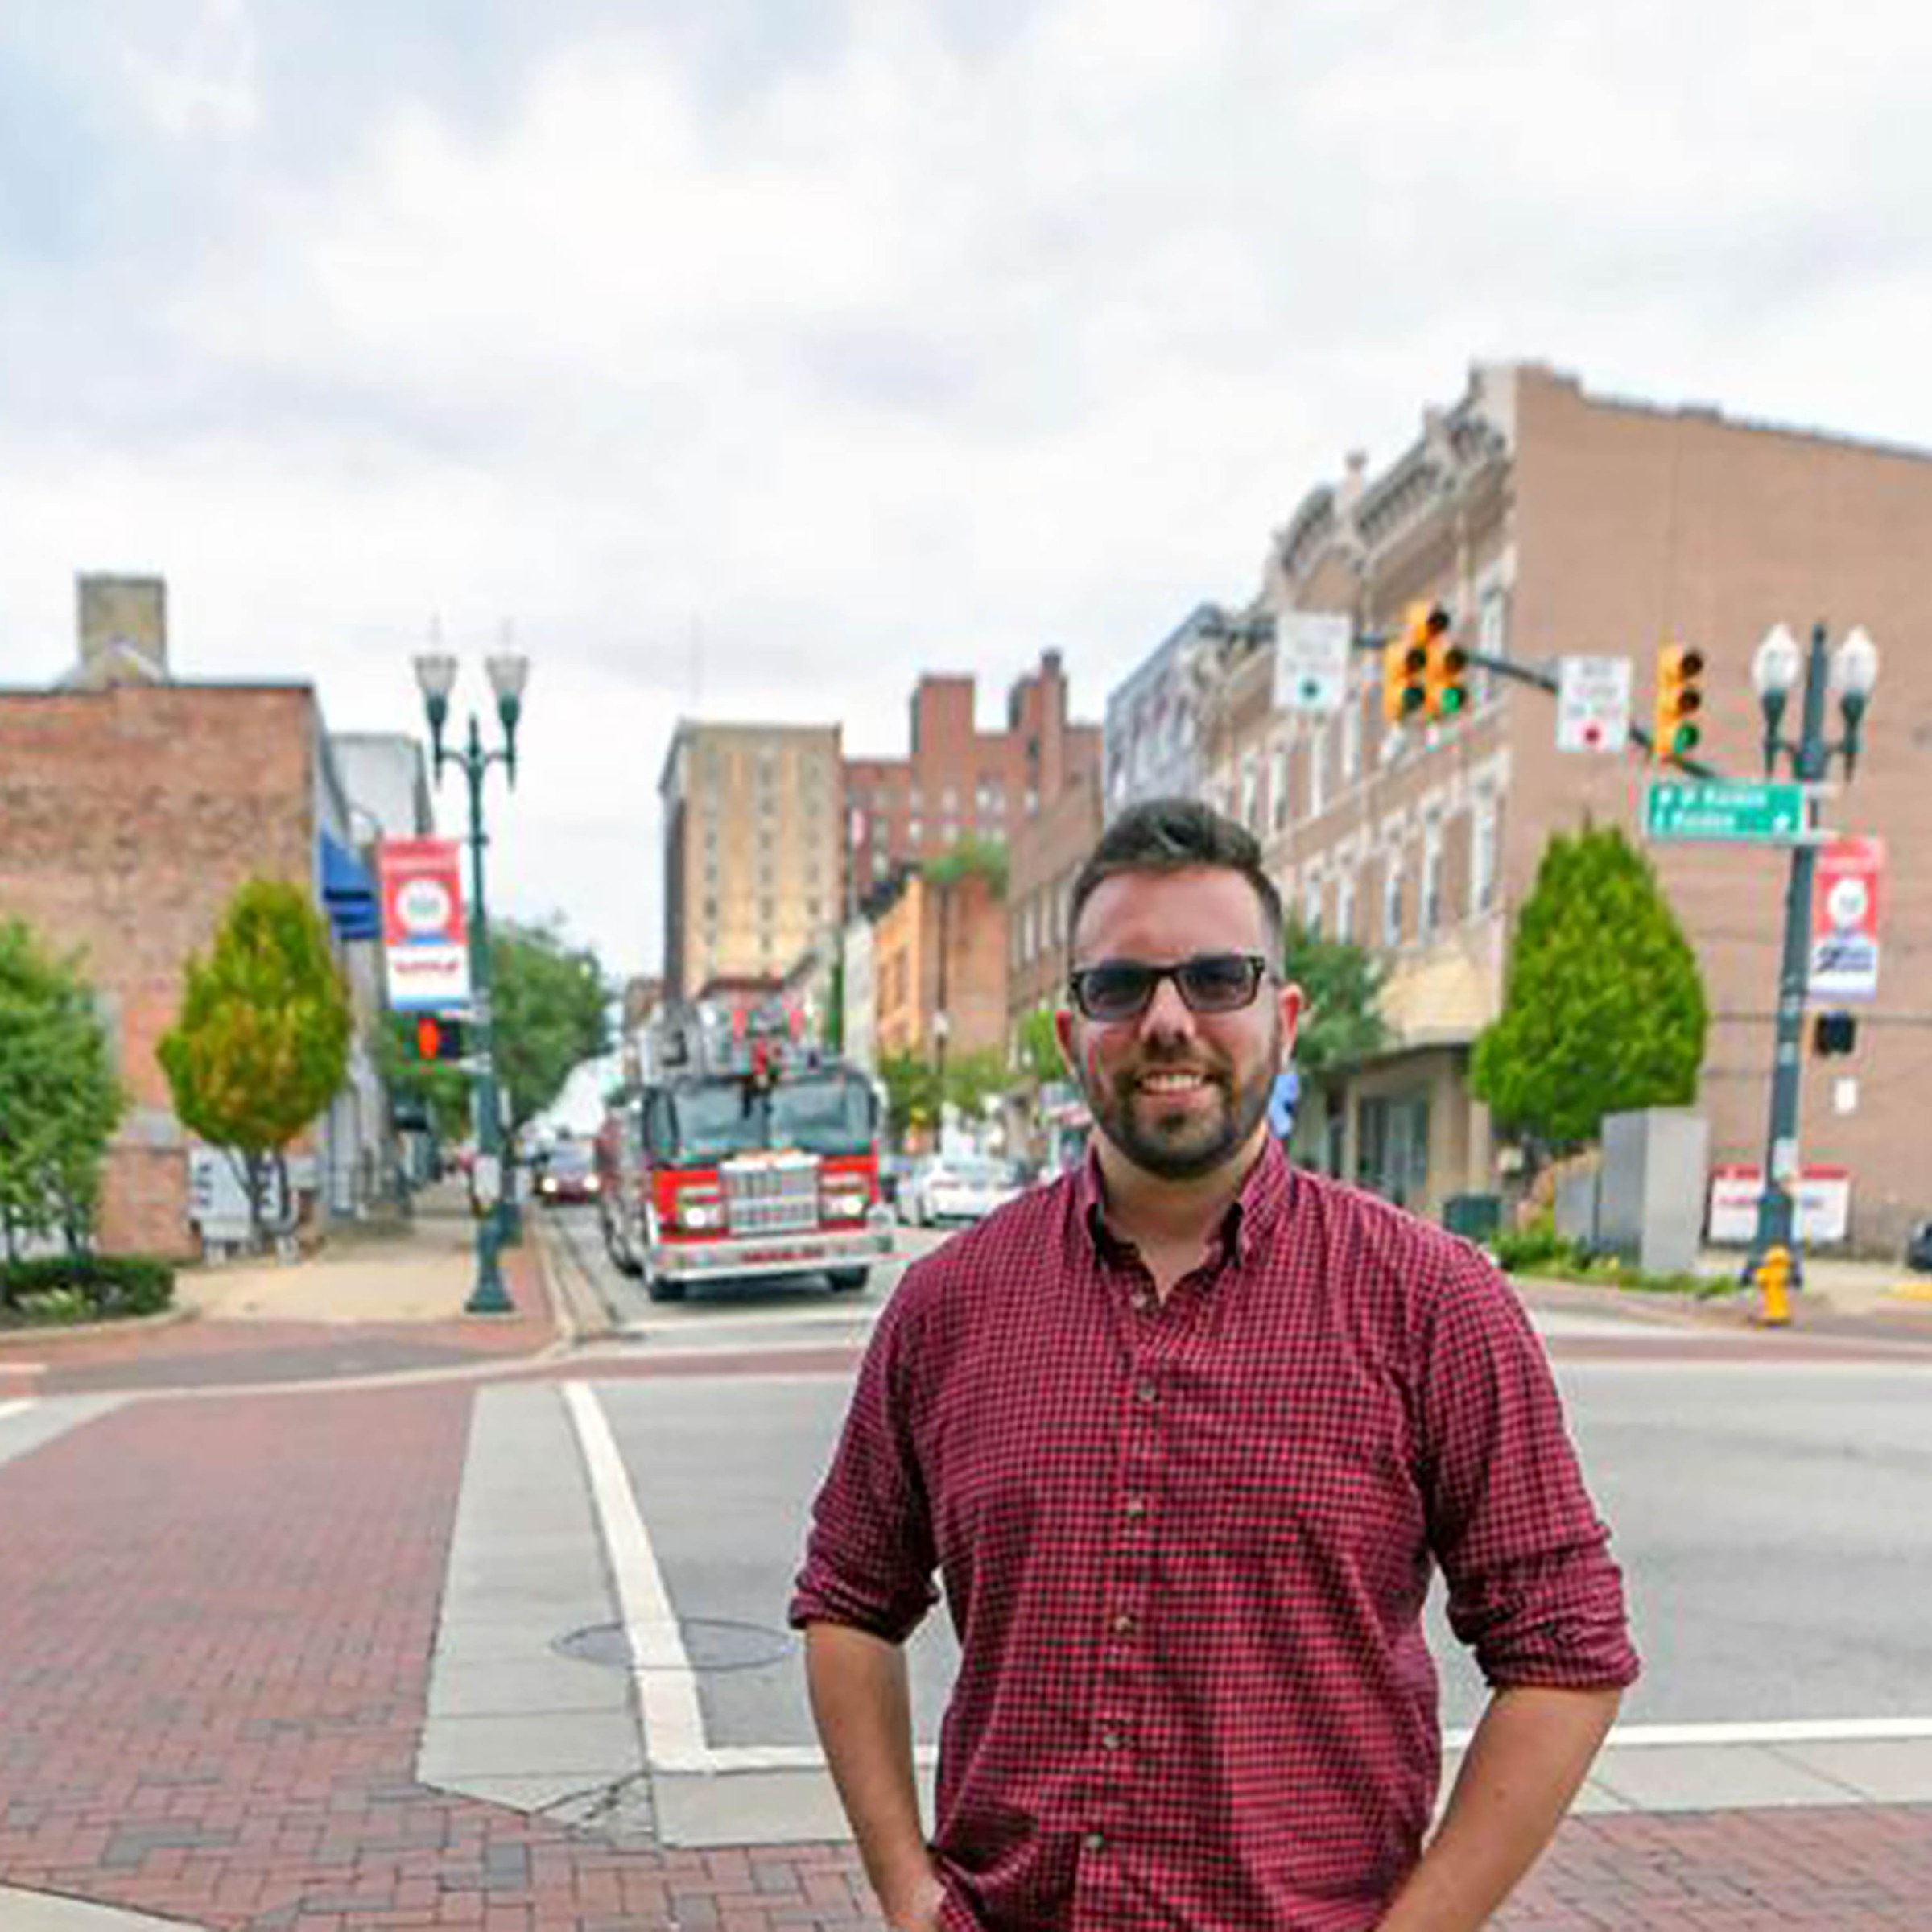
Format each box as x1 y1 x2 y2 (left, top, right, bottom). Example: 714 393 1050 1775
661 1071 874 1162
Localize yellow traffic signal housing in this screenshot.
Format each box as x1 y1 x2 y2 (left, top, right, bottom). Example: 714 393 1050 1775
1653 642 1706 762
1381 604 1433 725
1423 613 1468 720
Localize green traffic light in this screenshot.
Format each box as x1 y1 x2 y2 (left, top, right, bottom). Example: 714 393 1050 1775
1674 723 1701 755
1439 688 1466 715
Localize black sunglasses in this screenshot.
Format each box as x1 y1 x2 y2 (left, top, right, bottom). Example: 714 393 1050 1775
1067 952 1272 1024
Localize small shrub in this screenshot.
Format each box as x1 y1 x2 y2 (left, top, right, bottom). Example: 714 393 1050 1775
0 1254 175 1323
1492 1212 1582 1274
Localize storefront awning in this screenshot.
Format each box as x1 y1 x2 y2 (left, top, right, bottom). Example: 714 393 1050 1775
320 832 381 942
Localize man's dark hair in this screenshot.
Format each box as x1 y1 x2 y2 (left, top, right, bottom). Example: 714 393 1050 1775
1068 797 1283 968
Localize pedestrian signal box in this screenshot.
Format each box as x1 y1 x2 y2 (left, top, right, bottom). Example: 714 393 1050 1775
411 1014 468 1062
1813 1011 1857 1058
1653 642 1706 762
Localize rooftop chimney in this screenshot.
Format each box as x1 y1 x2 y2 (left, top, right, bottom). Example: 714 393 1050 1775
75 573 169 688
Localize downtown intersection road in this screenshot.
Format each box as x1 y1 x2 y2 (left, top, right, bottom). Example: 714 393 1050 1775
0 1201 1929 1931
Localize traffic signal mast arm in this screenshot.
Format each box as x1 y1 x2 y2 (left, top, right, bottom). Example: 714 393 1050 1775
1198 607 1728 780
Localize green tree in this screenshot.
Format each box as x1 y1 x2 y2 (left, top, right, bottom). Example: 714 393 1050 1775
877 1051 942 1142
944 1046 1009 1120
489 922 611 1136
1470 822 1708 1159
823 952 845 1055
0 921 126 1258
159 879 352 1248
1016 1004 1065 1086
1281 918 1391 1080
925 835 1009 895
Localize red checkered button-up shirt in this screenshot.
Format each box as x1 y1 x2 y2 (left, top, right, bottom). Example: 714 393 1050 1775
791 1143 1638 1931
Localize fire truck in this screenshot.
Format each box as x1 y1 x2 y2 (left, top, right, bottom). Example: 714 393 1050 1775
595 1001 893 1302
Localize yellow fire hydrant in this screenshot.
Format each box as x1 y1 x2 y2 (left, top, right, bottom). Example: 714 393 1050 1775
1754 1245 1794 1327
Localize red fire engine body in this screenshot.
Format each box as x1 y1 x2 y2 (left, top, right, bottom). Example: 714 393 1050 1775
595 1007 892 1302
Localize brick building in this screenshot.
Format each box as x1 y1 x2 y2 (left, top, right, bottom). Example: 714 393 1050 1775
872 870 1008 1071
658 722 844 1001
1183 362 1932 1250
1005 766 1103 1036
843 650 1100 911
0 578 391 1257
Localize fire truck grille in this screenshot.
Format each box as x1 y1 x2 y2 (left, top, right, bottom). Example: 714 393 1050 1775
724 1160 820 1236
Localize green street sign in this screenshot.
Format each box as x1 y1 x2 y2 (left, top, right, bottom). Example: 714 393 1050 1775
1644 779 1809 844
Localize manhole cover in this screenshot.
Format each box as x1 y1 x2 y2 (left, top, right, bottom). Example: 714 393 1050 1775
556 1618 795 1674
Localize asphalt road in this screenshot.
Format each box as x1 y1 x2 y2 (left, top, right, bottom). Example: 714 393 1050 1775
547 1208 1932 1748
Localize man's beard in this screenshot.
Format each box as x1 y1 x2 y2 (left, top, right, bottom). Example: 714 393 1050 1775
1081 1017 1280 1182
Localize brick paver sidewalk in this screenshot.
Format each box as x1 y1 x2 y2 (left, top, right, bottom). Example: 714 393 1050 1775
1 1373 1926 1929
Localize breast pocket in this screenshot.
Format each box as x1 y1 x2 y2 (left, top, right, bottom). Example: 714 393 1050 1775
1210 1424 1418 1571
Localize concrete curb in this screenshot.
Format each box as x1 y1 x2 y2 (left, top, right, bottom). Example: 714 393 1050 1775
0 1888 212 1930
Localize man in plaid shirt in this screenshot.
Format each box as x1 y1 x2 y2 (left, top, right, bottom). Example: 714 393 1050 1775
793 799 1637 1931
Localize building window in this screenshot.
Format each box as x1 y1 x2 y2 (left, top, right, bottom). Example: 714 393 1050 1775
1421 824 1443 940
1302 874 1323 935
1335 869 1355 943
1269 745 1290 833
1382 854 1404 948
1239 752 1260 833
1342 691 1361 781
942 786 958 812
1471 799 1499 914
1307 726 1328 819
909 818 923 843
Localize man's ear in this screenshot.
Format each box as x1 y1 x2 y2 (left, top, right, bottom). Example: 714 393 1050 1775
1278 980 1306 1062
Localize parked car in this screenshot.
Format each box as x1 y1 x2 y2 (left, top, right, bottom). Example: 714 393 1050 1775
535 1138 601 1206
901 1154 1022 1228
1907 1219 1932 1274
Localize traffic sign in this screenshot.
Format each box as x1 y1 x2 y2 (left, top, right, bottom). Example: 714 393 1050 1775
1644 779 1808 843
1272 611 1352 715
1556 655 1631 753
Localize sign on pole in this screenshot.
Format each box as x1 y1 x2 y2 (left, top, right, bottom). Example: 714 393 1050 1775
378 837 470 1011
1271 611 1352 715
1809 836 1882 1000
1555 655 1631 753
1643 780 1807 844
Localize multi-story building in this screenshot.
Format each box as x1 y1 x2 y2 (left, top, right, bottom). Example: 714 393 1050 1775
1191 362 1932 1249
1100 604 1224 822
843 650 1100 910
658 721 844 1001
872 870 1008 1071
0 576 392 1256
1006 766 1103 1034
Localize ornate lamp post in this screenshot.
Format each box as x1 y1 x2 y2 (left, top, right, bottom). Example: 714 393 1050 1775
412 638 530 1315
1745 621 1878 1277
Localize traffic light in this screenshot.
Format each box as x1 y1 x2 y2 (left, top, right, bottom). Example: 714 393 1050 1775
410 1013 468 1062
1813 1011 1857 1058
1653 642 1706 762
1381 604 1432 725
1423 610 1468 721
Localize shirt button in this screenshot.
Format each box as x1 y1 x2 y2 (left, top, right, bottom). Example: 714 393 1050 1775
1084 1831 1106 1853
1123 1494 1147 1519
1111 1611 1134 1634
1100 1728 1121 1751
1129 1292 1152 1313
1136 1381 1158 1405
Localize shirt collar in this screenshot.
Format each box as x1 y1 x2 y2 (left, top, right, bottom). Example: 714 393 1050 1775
1075 1133 1293 1268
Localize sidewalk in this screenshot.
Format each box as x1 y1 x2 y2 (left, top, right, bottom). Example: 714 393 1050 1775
0 1185 560 1397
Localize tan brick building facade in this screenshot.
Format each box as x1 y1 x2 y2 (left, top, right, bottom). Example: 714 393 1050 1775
658 722 844 1001
1199 363 1932 1251
1005 767 1103 1038
0 680 337 1257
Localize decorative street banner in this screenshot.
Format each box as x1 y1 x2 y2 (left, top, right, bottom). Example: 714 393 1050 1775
1810 836 1882 1001
378 837 470 1011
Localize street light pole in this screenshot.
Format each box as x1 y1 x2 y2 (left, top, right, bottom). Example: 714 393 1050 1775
414 637 530 1317
1746 621 1878 1279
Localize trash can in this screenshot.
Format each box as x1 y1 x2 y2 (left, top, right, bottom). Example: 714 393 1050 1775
1443 1193 1503 1244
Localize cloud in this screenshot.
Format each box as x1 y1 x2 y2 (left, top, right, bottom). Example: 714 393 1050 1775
5 0 1932 975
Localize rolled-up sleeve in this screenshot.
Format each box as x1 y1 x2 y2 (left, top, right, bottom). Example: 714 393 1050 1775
1414 1250 1641 1691
789 1292 939 1644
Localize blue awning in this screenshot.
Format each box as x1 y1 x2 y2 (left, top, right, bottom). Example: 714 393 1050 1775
320 832 381 943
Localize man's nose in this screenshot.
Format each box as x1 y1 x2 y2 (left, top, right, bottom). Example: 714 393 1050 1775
1137 972 1198 1039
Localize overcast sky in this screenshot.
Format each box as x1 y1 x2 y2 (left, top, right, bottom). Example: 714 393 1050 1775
6 0 1930 977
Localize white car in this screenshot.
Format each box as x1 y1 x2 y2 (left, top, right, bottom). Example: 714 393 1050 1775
902 1155 1022 1228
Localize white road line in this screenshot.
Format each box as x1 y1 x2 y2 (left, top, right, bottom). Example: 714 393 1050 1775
0 1400 36 1423
561 1381 710 1768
